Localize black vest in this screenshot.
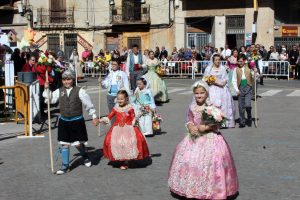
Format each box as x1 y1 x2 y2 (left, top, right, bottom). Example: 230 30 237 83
59 87 83 118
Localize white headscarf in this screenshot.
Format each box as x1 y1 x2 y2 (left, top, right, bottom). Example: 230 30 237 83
191 80 209 94
191 80 211 104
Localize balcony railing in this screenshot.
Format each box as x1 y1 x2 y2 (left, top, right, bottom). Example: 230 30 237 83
35 8 74 29
110 4 150 25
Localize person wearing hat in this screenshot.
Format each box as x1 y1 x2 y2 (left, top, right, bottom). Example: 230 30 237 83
43 70 99 175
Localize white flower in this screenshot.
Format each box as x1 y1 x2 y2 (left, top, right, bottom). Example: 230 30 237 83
48 58 53 64
48 55 53 59
38 57 43 63
40 53 46 58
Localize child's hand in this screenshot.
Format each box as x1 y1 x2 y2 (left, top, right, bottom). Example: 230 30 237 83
188 124 198 135
99 117 109 124
99 118 104 123
92 118 99 126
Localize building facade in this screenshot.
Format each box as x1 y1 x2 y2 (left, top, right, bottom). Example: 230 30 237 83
174 0 300 50
20 0 175 60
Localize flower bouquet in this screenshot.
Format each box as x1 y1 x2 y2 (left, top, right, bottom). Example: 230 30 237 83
38 53 54 66
152 113 163 131
155 66 165 77
93 59 100 71
203 75 217 85
188 105 227 140
202 106 227 126
140 105 152 116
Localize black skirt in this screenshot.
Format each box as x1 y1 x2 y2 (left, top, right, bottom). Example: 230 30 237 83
58 118 88 143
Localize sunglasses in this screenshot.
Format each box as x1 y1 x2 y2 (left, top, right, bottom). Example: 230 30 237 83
31 59 36 61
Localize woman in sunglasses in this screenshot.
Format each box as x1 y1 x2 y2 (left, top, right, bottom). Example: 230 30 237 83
22 55 36 72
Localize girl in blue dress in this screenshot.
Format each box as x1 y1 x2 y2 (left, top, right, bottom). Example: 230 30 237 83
131 77 156 136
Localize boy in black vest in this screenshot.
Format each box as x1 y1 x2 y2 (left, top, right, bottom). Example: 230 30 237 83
44 70 99 175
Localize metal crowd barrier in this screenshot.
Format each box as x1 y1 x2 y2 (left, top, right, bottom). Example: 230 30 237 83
79 60 289 80
260 61 290 80
81 61 108 77
163 60 226 79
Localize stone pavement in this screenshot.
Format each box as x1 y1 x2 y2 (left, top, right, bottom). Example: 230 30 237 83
0 79 300 200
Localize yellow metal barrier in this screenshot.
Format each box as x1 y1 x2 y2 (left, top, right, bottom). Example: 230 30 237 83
0 82 29 136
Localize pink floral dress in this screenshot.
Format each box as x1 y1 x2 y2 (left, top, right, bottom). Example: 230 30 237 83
168 102 239 199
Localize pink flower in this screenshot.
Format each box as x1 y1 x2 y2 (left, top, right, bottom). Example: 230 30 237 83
249 61 255 68
206 108 212 115
216 114 223 122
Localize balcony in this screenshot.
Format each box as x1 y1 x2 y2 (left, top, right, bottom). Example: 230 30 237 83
110 4 150 25
35 8 74 29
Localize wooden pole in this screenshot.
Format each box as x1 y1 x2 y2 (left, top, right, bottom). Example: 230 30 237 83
254 71 258 128
45 70 54 173
98 75 101 137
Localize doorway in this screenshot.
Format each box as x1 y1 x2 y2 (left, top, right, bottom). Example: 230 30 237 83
64 33 77 61
226 34 244 49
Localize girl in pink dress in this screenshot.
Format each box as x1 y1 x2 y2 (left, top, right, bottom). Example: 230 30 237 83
168 80 239 199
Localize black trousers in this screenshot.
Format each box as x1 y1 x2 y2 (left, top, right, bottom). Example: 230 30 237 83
295 64 300 79
39 85 45 115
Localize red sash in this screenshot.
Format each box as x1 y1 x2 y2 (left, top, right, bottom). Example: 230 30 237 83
134 64 140 71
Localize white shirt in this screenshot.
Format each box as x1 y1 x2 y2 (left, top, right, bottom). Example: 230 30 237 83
232 67 256 93
101 70 131 95
269 52 279 60
111 71 118 85
43 87 97 119
125 53 146 76
222 49 232 59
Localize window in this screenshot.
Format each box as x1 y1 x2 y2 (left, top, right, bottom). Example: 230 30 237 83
187 33 210 50
275 37 300 50
50 0 66 23
122 0 141 21
128 37 141 49
47 34 60 55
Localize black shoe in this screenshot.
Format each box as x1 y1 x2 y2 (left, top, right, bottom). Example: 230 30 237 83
246 119 252 127
239 123 245 128
260 83 264 85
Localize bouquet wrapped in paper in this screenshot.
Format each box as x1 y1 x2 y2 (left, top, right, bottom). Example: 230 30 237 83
203 75 217 85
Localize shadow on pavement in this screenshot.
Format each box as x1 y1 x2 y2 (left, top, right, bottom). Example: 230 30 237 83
69 147 103 171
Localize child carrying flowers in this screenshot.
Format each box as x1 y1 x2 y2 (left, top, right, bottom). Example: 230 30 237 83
168 80 239 199
131 78 157 136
